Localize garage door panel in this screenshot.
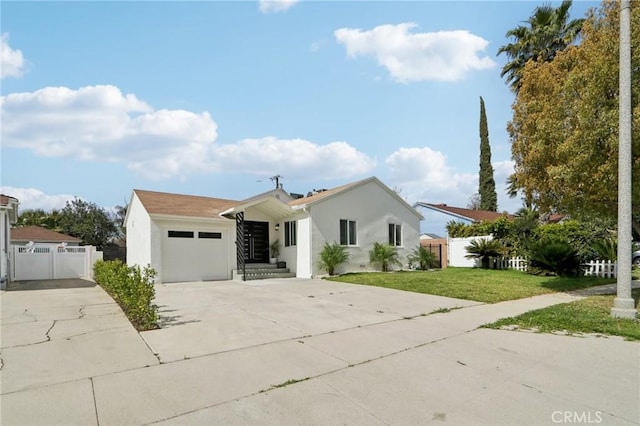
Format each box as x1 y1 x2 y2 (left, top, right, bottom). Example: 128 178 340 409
161 230 228 283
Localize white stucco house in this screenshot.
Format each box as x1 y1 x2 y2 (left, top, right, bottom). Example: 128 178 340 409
1 194 19 289
125 176 423 283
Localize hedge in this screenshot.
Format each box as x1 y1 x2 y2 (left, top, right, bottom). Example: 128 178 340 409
94 259 158 330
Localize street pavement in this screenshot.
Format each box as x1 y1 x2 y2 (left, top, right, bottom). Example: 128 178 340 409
1 278 638 425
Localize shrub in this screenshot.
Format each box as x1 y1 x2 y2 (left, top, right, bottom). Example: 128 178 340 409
94 259 158 330
369 242 402 272
318 242 349 275
408 245 438 270
592 237 617 261
465 238 504 269
527 238 582 277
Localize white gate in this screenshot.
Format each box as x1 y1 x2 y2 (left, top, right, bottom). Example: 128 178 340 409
12 245 101 281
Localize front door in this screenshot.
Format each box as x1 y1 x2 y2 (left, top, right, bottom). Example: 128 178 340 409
244 221 269 263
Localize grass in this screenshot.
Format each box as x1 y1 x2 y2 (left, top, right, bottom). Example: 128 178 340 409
326 268 615 304
484 289 640 341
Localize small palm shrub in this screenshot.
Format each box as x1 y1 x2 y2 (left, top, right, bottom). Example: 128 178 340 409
318 242 349 275
94 259 158 330
592 237 617 261
369 242 402 272
527 238 582 277
408 245 438 270
465 238 504 269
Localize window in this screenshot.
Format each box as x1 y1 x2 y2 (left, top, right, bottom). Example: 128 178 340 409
198 232 222 239
284 221 296 247
340 219 357 246
168 231 194 238
388 224 402 247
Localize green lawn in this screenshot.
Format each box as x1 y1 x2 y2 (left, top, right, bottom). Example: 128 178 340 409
484 289 640 341
326 268 615 304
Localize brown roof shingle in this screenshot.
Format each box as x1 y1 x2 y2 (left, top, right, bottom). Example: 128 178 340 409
11 225 81 243
1 194 18 206
288 178 368 207
134 189 241 218
424 203 512 222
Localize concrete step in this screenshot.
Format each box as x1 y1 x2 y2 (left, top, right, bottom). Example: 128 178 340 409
232 267 295 281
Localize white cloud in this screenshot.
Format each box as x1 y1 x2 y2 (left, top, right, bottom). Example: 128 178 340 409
1 33 26 79
492 159 515 178
211 137 375 180
385 147 476 206
259 0 298 13
0 187 76 211
1 85 218 179
2 85 374 181
334 23 495 83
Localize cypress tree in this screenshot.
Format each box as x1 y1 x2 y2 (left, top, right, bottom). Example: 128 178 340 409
478 96 498 211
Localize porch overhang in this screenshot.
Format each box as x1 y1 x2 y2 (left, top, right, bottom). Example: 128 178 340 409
220 196 293 221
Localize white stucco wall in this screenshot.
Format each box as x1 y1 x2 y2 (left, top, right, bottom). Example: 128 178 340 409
125 193 153 272
1 211 10 287
295 216 312 278
308 180 421 276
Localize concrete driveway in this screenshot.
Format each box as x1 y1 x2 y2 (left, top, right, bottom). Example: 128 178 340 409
1 278 638 425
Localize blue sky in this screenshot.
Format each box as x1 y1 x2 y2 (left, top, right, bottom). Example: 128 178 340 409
1 0 598 235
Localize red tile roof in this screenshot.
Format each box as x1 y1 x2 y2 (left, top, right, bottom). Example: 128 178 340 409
134 189 241 218
11 225 81 243
422 203 512 222
1 194 18 206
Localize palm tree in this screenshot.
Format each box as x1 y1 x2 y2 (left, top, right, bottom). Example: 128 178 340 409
407 245 438 270
318 242 349 276
497 0 585 92
369 242 402 272
465 238 504 269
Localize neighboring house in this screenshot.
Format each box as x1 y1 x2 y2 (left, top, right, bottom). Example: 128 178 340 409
1 194 19 288
414 202 512 237
11 225 82 247
126 176 423 283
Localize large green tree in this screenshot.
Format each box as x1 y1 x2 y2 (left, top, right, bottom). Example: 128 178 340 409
16 209 62 231
508 1 640 233
497 0 585 92
478 96 497 211
58 198 117 249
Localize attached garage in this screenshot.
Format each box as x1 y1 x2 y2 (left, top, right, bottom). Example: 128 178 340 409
160 228 230 283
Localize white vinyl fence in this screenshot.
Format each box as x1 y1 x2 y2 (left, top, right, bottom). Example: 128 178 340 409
494 257 617 278
449 236 618 278
12 245 103 281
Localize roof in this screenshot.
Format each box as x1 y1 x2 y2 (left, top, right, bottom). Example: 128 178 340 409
289 176 423 220
11 225 81 243
133 189 241 218
1 194 19 207
416 203 511 222
288 179 365 207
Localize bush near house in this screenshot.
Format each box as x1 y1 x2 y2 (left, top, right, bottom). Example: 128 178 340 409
369 242 402 272
94 259 158 331
318 242 349 276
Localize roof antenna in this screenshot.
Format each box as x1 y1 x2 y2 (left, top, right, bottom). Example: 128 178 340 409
270 174 283 189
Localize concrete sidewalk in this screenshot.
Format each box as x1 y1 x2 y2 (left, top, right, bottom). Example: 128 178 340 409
1 278 638 425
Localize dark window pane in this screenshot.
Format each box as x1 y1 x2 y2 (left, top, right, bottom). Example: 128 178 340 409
168 231 194 238
340 219 348 245
285 222 291 247
198 232 222 239
349 220 357 245
291 221 297 246
389 223 394 245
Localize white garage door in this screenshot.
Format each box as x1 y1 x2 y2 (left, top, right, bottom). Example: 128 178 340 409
161 230 229 283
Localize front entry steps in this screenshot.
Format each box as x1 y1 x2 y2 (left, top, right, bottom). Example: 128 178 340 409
233 263 296 281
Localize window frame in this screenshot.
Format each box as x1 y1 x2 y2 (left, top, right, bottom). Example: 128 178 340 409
339 219 357 246
284 221 297 247
388 223 402 247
